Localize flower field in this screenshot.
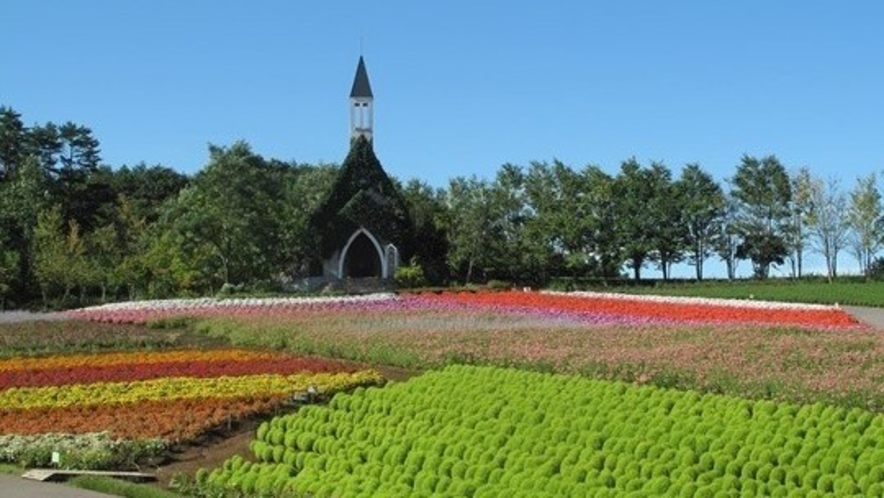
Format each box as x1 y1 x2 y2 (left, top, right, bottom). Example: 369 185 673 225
88 290 881 411
67 290 860 330
11 288 882 490
201 365 884 497
0 348 383 468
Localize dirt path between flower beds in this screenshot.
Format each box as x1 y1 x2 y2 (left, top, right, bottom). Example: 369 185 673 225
150 363 421 490
845 306 884 330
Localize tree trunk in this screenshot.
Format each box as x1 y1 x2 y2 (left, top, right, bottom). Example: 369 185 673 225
696 240 705 281
465 258 474 284
824 244 834 284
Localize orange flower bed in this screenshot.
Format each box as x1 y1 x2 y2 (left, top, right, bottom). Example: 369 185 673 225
0 396 286 442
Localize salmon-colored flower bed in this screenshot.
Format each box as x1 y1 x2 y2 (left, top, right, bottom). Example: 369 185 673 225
417 290 861 329
0 396 285 442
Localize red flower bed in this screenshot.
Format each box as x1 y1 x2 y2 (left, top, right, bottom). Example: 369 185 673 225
420 291 860 328
0 356 358 390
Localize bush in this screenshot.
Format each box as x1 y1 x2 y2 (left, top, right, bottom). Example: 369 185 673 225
486 280 513 291
394 262 427 289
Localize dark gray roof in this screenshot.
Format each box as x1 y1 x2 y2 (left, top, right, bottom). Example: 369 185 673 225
350 56 373 98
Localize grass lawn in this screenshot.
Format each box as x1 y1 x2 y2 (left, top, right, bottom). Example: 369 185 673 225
605 279 884 307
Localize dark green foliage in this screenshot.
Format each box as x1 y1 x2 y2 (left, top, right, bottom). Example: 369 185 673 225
731 155 792 278
393 261 427 288
311 135 414 265
677 164 725 281
400 179 450 285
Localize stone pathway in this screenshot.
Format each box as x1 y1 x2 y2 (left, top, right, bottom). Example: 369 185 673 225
845 306 884 330
0 474 113 498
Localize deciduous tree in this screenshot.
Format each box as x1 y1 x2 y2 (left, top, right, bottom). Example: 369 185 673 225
614 158 657 281
677 164 724 281
807 176 849 282
731 155 792 278
847 173 883 277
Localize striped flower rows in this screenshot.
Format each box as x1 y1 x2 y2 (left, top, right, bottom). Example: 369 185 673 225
67 290 862 330
0 351 358 389
425 291 861 329
0 350 383 444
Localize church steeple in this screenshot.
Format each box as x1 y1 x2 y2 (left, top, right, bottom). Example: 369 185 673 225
349 56 374 142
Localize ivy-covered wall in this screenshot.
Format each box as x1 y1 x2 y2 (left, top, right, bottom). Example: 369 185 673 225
310 136 414 275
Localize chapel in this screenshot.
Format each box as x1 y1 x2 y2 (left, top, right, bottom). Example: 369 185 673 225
309 57 414 285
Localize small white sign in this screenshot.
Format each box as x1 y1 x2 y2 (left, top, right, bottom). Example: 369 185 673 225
51 452 60 465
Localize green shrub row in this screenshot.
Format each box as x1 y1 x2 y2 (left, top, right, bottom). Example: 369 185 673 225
199 365 884 497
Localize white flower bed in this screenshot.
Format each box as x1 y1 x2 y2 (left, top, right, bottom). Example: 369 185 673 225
542 290 839 311
70 293 399 313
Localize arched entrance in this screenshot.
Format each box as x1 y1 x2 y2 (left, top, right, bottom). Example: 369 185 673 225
340 228 385 278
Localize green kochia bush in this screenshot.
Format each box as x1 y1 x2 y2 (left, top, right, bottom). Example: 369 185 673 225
202 365 884 497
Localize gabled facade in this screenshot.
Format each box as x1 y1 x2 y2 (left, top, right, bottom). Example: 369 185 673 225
309 58 413 282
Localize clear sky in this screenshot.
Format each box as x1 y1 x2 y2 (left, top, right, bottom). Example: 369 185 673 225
4 1 883 277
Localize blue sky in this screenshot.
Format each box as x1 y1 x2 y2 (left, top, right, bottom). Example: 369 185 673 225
4 1 883 277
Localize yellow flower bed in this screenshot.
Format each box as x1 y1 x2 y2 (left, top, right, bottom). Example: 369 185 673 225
0 370 383 410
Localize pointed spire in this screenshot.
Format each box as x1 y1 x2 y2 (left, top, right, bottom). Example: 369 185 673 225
350 56 373 98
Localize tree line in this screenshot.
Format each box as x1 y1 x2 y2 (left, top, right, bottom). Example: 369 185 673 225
1 105 882 307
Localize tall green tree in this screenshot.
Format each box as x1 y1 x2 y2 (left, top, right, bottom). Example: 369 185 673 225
677 164 725 281
847 173 883 277
614 158 659 281
445 176 497 284
0 106 28 181
170 141 288 287
110 163 190 223
580 165 622 278
400 179 450 285
714 193 741 280
646 162 685 280
280 163 339 277
31 121 109 231
0 155 45 298
32 207 87 306
523 160 578 278
109 197 152 300
731 155 792 278
488 164 531 282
